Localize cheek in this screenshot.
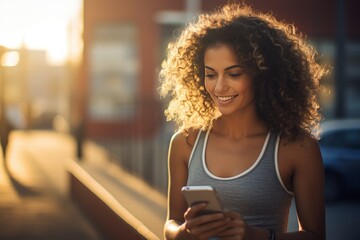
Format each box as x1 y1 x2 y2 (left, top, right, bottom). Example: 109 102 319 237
238 81 254 94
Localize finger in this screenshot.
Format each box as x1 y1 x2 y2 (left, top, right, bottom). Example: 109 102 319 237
185 212 226 232
184 202 208 219
192 217 231 239
215 217 246 239
195 212 226 225
223 210 242 220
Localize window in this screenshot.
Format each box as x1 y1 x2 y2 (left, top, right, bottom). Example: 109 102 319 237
313 40 360 118
89 23 139 120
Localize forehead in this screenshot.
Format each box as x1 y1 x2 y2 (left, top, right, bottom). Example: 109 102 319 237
204 43 239 68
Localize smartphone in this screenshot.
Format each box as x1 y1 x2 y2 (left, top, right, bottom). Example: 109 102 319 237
181 185 223 215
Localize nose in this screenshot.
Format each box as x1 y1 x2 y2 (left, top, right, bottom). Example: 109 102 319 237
214 75 229 92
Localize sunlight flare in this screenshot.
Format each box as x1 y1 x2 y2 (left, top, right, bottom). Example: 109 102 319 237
0 0 82 65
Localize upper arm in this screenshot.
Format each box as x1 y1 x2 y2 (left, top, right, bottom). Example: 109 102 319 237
290 135 325 239
166 131 197 222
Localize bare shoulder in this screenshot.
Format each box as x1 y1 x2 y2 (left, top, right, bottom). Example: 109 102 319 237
280 132 322 168
171 129 199 146
169 129 200 165
170 129 200 152
282 131 318 148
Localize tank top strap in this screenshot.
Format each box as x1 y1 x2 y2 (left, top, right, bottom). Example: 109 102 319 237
255 130 278 169
187 130 206 168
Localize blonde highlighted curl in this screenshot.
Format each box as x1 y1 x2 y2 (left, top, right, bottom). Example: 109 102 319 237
159 3 328 140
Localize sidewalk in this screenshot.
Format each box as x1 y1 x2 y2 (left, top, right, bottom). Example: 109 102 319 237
0 130 103 240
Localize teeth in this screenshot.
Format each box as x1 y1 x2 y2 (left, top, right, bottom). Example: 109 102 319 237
217 95 236 101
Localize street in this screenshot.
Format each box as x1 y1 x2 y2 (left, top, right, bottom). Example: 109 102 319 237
0 130 102 240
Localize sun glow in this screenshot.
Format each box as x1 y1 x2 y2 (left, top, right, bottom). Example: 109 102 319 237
0 0 82 65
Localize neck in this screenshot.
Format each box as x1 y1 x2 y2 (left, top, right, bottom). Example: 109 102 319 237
212 109 268 139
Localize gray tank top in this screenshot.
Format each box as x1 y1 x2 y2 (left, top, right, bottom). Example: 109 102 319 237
187 130 294 231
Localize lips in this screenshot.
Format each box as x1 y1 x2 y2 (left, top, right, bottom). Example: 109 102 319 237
216 95 238 102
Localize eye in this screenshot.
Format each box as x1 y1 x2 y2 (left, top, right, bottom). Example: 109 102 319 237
205 73 216 79
228 73 242 78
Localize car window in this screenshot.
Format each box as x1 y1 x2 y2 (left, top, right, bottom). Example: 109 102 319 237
320 129 360 149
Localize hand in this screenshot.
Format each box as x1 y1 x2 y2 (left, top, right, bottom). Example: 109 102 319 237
216 211 248 240
182 203 231 239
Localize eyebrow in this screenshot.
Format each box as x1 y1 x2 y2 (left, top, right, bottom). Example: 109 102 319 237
205 65 242 71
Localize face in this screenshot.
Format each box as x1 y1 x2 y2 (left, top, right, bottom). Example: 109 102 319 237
204 43 255 116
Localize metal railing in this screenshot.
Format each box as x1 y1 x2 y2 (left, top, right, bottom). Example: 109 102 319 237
87 102 174 194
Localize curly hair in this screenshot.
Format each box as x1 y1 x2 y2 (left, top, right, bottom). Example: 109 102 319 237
159 3 328 140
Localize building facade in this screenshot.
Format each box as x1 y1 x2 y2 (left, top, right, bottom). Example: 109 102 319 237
79 0 360 139
78 0 360 192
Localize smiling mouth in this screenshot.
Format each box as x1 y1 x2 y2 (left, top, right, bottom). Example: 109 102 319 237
216 95 238 102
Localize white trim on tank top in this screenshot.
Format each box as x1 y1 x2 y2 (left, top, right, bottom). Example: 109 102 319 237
187 130 202 168
202 129 271 181
275 135 294 195
187 129 294 195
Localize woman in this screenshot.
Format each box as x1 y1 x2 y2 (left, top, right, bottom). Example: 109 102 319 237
159 3 328 240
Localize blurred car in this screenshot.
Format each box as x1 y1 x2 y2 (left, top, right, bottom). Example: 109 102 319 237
318 119 360 202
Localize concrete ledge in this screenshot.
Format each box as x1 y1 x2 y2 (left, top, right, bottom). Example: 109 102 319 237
67 159 162 240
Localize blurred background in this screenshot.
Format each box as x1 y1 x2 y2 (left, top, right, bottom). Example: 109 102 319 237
0 0 359 239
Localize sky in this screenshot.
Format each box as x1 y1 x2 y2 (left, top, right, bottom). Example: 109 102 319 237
0 0 82 65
